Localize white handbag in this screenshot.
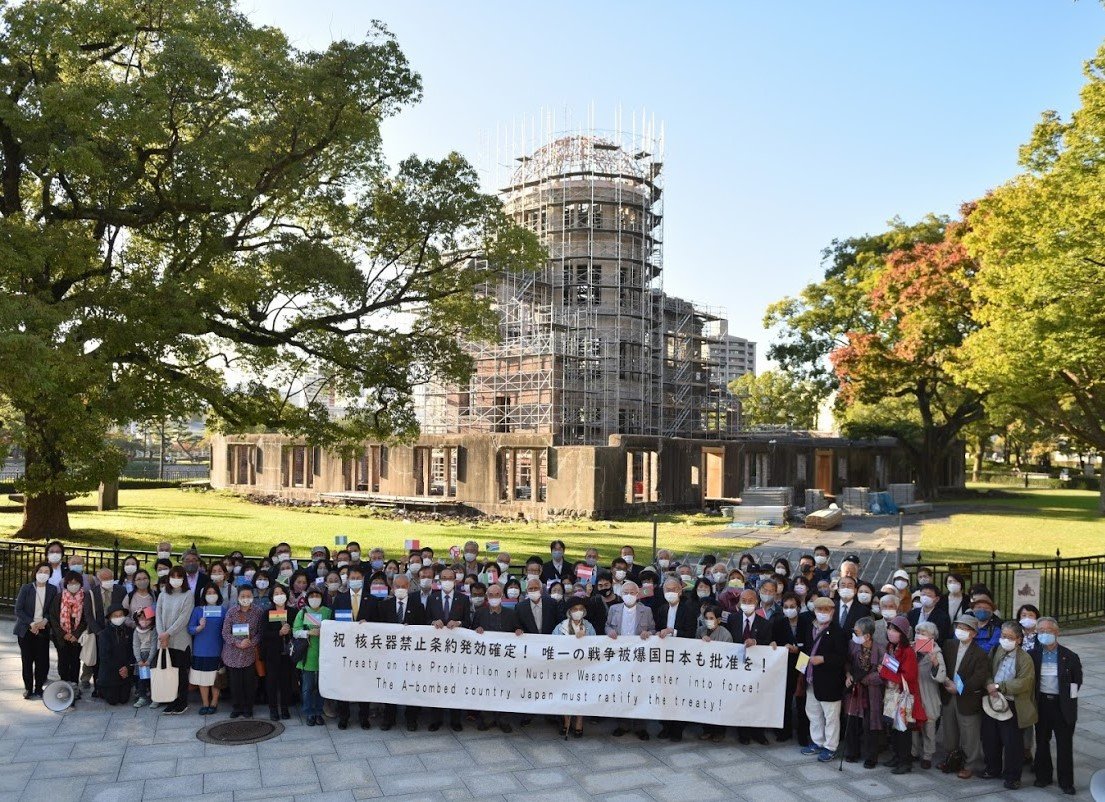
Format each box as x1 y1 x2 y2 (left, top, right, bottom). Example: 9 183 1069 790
79 631 97 667
149 648 178 703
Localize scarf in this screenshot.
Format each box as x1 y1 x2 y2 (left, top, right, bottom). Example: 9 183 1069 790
60 589 84 637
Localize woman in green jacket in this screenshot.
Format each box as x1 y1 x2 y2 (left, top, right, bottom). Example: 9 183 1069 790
982 621 1037 790
293 586 332 726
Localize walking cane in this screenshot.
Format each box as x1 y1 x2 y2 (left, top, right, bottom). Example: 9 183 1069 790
839 683 857 771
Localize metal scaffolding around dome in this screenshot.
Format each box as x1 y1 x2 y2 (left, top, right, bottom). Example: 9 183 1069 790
416 111 737 444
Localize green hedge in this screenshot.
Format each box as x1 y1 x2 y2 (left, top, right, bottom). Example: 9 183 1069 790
0 478 187 495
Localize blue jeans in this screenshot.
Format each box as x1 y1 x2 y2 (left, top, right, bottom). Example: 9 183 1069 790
301 670 321 717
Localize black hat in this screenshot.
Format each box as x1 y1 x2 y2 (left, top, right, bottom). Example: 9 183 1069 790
106 603 127 617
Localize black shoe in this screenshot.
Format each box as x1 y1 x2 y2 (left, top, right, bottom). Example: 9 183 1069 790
612 727 628 737
1003 780 1021 790
751 733 769 745
477 721 491 732
637 730 649 741
307 716 316 727
379 722 393 731
270 710 280 721
738 735 751 745
280 709 290 720
451 722 462 732
23 690 33 700
338 719 348 730
314 715 326 726
657 728 671 740
406 721 417 732
892 763 912 775
428 722 441 732
1061 786 1076 795
230 712 242 719
500 722 513 734
864 760 878 769
670 732 682 742
360 720 371 730
1033 779 1051 788
883 757 900 768
775 732 792 742
845 755 860 764
980 771 999 780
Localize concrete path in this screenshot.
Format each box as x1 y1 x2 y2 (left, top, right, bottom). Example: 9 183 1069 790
0 627 1103 801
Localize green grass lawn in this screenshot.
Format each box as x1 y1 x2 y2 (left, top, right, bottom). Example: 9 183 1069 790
0 488 756 562
919 485 1105 562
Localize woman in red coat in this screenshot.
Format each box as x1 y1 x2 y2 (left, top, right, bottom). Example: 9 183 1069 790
878 615 927 774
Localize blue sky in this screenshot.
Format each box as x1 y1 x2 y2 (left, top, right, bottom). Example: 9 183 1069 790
244 1 1103 370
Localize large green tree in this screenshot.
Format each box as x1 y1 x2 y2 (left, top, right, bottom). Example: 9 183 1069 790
766 214 985 499
729 370 822 430
961 43 1105 514
0 1 543 536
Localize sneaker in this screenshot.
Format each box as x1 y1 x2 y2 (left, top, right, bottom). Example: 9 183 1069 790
801 744 821 756
133 697 149 708
817 748 837 762
149 701 161 710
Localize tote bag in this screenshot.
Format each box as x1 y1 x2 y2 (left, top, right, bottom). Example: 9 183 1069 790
150 649 178 703
79 631 97 666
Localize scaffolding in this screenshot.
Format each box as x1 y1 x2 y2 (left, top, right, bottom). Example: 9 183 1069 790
417 111 736 444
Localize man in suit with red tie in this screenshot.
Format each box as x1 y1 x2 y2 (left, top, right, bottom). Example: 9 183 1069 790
729 588 773 745
374 574 425 731
427 567 470 732
331 566 377 730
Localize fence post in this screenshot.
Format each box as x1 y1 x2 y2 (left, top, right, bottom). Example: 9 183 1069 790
989 551 996 602
1054 548 1062 620
112 538 120 576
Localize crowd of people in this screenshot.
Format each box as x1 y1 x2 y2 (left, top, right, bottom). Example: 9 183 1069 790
11 538 1084 794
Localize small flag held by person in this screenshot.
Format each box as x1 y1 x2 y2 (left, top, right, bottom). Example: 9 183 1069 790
486 541 500 552
404 539 420 550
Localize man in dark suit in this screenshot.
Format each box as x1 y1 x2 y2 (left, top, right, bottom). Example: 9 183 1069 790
656 577 699 742
1031 618 1082 795
802 597 847 761
15 565 58 698
181 549 210 606
728 588 774 745
517 578 559 635
540 540 572 583
472 583 522 732
331 566 377 729
833 576 869 641
908 583 952 642
619 546 642 582
374 575 424 731
937 614 990 778
81 567 128 692
426 568 470 732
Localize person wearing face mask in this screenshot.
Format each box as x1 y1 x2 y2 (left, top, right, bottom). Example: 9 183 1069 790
910 620 947 769
873 595 899 649
553 597 595 738
878 616 927 774
811 547 833 584
44 540 69 589
937 614 989 778
503 579 523 609
655 577 697 742
653 548 674 576
154 566 195 714
691 577 716 622
694 603 734 742
293 586 331 726
251 571 273 613
890 569 912 613
121 555 141 594
516 577 557 635
843 616 885 768
728 588 773 745
416 566 436 608
908 583 952 644
619 546 641 582
1015 605 1040 654
331 567 377 730
541 540 571 582
800 596 847 762
585 574 615 632
605 580 654 739
49 570 89 695
471 582 522 733
940 573 968 623
220 585 263 719
126 570 156 627
179 549 208 606
94 604 134 705
609 558 630 596
757 579 781 620
833 576 868 640
373 574 424 731
981 622 1037 790
261 583 295 721
187 581 225 715
15 562 58 699
425 568 469 732
971 596 1003 653
156 541 173 562
132 608 157 707
153 558 173 585
207 561 236 610
1030 617 1081 795
771 592 809 745
79 567 125 694
637 569 662 619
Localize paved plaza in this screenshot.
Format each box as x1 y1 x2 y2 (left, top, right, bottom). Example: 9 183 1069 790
0 627 1102 802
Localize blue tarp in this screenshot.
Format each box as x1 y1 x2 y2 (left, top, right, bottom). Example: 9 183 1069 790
869 491 898 515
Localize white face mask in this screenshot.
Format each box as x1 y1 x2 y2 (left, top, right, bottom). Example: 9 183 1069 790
570 610 586 621
760 594 774 605
205 594 219 605
67 583 81 594
211 573 225 584
705 618 719 630
740 603 756 615
857 592 872 604
307 597 321 609
814 555 828 565
881 609 896 620
273 594 287 606
783 607 798 619
464 552 477 562
947 582 961 594
955 628 972 642
658 559 670 569
47 552 63 564
621 593 638 607
36 572 50 584
851 633 866 645
255 579 269 590
1019 617 1036 629
894 579 909 590
614 569 627 581
157 569 170 578
921 596 936 608
527 590 542 602
623 555 634 565
440 580 455 593
348 551 360 561
664 591 680 604
506 588 520 599
794 585 808 596
488 596 503 607
239 597 253 608
550 592 563 601
169 577 183 589
419 579 432 590
111 616 126 627
696 589 710 599
497 561 509 573
393 588 408 601
124 564 137 575
998 637 1017 652
815 611 832 624
838 588 855 601
157 551 170 560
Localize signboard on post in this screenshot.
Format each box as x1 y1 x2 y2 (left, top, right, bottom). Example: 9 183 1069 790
1013 569 1042 614
319 621 786 727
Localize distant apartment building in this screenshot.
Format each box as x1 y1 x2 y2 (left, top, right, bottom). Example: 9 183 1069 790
705 319 756 389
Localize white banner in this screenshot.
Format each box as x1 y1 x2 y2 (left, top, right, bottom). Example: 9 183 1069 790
318 621 786 727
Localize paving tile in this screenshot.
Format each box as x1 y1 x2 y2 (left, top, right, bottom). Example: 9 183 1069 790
80 780 145 802
33 755 122 780
18 775 88 802
203 769 263 794
117 759 177 781
578 768 662 796
376 773 458 796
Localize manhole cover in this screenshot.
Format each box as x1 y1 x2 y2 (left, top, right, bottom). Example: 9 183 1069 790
197 719 284 745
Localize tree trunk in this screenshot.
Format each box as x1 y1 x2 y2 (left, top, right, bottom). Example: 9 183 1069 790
158 421 165 480
972 436 984 482
19 492 71 538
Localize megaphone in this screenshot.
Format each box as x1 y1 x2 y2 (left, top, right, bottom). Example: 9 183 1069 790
42 680 75 713
1091 768 1105 801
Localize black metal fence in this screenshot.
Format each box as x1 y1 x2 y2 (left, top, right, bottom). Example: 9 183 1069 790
0 539 293 611
905 551 1105 626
